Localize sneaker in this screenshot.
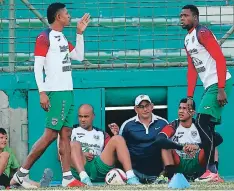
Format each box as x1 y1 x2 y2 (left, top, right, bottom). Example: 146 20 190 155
12 172 37 189
195 170 224 183
9 184 22 189
215 174 225 183
0 186 5 189
81 176 93 186
127 176 141 185
40 168 54 187
154 175 169 184
64 179 85 187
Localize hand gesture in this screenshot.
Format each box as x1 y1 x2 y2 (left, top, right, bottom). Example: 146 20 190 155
108 123 120 136
77 13 91 34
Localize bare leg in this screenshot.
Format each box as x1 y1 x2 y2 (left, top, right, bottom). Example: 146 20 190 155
162 149 174 166
58 127 72 172
22 128 58 169
100 135 132 171
70 141 86 173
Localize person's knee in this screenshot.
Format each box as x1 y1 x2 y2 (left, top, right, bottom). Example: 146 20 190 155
60 127 72 140
70 141 82 151
172 150 180 166
162 149 172 154
109 135 125 144
44 128 58 142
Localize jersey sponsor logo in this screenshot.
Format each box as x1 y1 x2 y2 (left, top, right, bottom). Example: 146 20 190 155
191 131 197 138
62 53 71 64
54 35 61 41
80 142 101 150
188 48 198 55
62 65 72 72
60 45 69 52
204 106 211 109
76 133 85 138
52 118 58 126
192 57 202 66
196 66 206 73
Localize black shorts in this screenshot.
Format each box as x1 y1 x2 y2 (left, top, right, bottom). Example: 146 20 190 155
0 173 10 187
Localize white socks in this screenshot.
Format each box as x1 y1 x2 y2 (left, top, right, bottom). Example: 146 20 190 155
63 171 72 177
62 171 74 187
19 167 29 174
79 171 89 181
126 170 135 179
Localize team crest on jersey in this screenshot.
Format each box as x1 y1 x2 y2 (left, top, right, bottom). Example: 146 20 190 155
192 36 195 43
191 131 197 138
52 118 58 126
94 134 100 140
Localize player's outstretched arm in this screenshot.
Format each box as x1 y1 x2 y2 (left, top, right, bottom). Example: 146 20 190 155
69 13 90 61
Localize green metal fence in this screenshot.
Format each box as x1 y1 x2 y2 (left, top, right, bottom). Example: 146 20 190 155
1 0 234 72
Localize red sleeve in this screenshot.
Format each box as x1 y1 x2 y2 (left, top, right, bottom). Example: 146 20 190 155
68 42 75 52
104 133 111 147
160 125 176 138
198 29 226 88
186 48 198 97
34 33 49 57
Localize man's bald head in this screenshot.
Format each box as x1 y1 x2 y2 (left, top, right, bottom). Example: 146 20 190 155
78 104 95 115
78 104 95 131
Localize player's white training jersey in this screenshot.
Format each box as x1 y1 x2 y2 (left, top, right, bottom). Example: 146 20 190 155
71 126 108 156
185 25 231 89
171 123 201 158
34 29 83 92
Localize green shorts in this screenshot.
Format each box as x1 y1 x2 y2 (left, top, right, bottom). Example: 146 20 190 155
198 78 232 124
176 152 204 176
45 91 74 131
71 156 114 182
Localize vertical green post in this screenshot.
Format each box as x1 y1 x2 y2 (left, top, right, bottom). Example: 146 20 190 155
9 0 15 72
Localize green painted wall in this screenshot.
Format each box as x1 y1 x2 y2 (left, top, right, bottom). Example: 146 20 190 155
1 67 233 181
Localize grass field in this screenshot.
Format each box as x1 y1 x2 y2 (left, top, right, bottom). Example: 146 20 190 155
10 182 234 191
